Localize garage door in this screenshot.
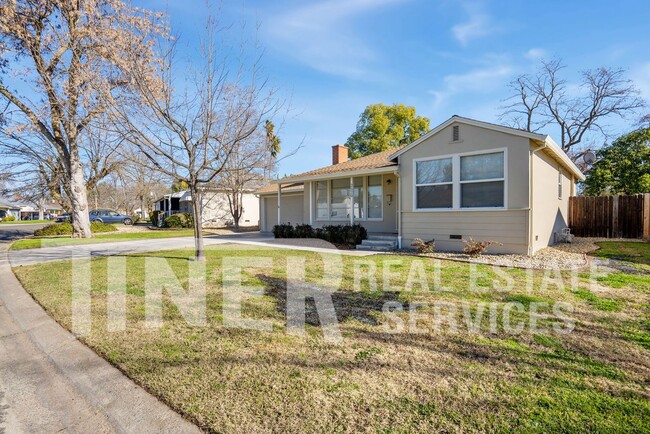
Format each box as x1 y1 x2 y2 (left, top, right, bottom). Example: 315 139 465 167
263 194 304 231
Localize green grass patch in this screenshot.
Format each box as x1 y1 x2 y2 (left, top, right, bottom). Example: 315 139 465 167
596 272 650 292
592 241 650 266
10 229 196 250
572 288 623 311
0 219 50 224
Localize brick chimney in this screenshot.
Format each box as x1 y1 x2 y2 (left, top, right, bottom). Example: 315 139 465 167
332 144 349 165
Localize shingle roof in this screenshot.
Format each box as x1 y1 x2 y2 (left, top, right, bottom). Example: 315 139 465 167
255 182 304 195
277 146 402 183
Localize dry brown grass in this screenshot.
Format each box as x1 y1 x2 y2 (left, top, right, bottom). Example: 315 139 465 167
12 244 650 433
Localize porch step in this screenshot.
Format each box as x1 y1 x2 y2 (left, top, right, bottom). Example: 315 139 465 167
366 234 399 242
356 237 398 251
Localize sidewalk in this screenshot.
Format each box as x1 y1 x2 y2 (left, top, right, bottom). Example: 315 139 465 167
0 243 201 433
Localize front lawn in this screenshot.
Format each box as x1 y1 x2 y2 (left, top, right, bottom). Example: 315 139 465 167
10 229 197 250
13 244 650 433
592 241 650 266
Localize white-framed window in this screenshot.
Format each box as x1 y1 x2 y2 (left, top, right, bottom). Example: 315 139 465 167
558 167 563 199
460 152 504 208
367 175 383 219
414 149 506 210
415 157 453 209
315 175 384 221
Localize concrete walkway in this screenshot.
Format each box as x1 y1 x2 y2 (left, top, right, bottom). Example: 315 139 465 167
8 233 376 267
0 243 202 433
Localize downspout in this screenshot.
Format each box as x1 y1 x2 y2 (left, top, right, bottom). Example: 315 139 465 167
528 139 547 256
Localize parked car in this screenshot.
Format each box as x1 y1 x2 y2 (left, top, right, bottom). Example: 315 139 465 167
56 213 70 222
89 209 133 225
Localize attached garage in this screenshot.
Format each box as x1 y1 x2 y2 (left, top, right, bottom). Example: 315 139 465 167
258 186 305 232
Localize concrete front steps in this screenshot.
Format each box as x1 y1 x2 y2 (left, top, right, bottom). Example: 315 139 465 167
356 234 398 251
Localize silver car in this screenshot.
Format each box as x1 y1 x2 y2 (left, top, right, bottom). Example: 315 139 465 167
89 209 134 225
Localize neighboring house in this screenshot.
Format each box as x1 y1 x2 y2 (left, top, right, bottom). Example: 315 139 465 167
256 115 585 255
155 189 260 227
0 199 21 220
0 197 62 220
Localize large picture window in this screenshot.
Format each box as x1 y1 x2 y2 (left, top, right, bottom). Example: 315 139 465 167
414 150 505 210
315 175 383 221
415 158 453 209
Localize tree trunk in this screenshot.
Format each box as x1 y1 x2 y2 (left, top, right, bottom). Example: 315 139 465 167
191 184 205 261
233 192 241 230
69 154 93 238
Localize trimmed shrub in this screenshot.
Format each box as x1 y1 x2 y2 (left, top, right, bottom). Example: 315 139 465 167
91 221 118 233
164 212 194 228
411 238 435 254
1 215 16 222
150 210 165 227
273 223 367 245
272 223 295 238
294 224 315 238
462 237 502 256
34 221 117 237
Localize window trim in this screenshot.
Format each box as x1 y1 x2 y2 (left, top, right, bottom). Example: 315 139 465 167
414 156 454 210
413 148 508 211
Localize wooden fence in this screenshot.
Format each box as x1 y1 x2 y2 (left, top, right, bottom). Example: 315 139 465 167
569 193 650 239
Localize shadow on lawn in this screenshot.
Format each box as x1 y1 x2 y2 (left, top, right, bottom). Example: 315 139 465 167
258 274 401 326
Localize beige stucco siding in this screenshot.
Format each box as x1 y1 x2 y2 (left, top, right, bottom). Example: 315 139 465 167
398 123 531 211
401 210 529 254
530 149 573 253
397 122 532 254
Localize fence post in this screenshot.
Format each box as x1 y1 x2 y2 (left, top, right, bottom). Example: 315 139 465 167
612 195 619 238
643 193 650 241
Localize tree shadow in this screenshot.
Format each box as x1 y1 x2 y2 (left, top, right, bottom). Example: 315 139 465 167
257 274 401 326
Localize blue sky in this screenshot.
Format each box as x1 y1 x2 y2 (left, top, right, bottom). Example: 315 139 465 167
137 0 650 175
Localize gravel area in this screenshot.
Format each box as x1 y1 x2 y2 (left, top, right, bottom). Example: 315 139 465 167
401 237 617 270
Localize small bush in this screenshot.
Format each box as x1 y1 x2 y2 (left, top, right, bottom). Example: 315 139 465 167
294 224 315 238
411 238 435 254
164 212 194 228
272 223 295 238
91 221 118 233
150 210 165 227
34 221 117 236
463 237 502 256
2 215 16 222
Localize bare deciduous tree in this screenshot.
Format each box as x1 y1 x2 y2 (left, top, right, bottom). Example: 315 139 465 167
113 17 280 260
500 59 645 160
215 119 282 229
0 0 164 237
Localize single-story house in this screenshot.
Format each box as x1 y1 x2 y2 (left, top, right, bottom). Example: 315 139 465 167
155 189 259 227
256 115 585 255
0 197 62 220
0 198 21 220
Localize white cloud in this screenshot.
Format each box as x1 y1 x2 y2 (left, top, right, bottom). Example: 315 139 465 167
451 2 495 46
429 61 514 110
524 48 547 61
263 0 409 79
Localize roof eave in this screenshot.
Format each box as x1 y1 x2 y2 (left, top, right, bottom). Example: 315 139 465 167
273 166 399 184
540 136 586 181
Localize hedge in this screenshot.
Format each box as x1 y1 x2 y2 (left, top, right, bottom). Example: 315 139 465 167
272 223 367 245
164 212 194 228
34 221 118 237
